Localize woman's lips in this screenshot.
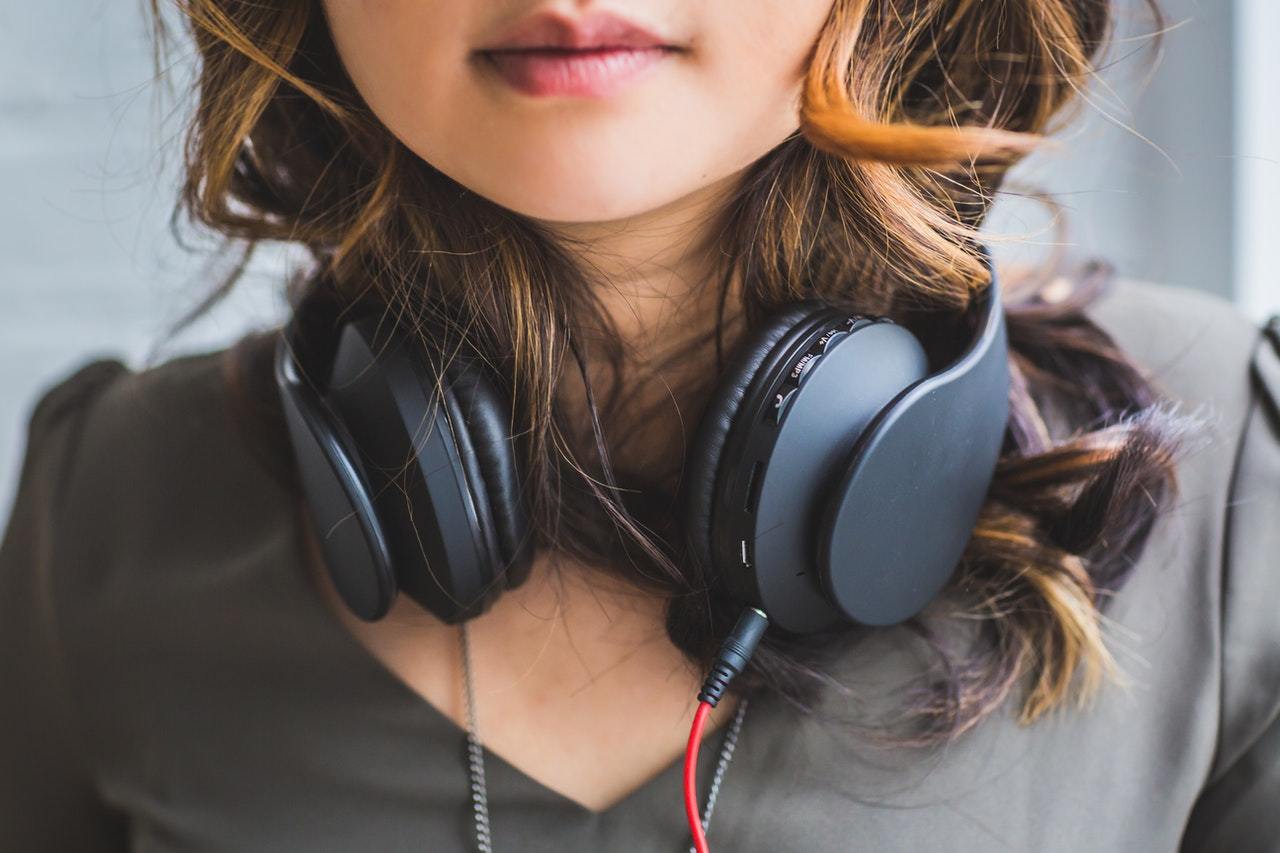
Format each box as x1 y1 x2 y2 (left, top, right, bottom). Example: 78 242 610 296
478 46 673 98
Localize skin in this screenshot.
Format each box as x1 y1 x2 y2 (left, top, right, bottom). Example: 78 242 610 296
317 0 835 813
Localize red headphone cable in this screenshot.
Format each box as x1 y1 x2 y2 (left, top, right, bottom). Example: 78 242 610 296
683 607 770 853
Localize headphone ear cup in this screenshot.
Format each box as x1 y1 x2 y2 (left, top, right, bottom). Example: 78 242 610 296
684 303 934 633
320 316 528 623
443 355 534 590
682 302 831 576
275 334 398 622
818 289 1010 626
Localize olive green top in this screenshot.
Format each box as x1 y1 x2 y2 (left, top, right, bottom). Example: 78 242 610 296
2 278 1278 852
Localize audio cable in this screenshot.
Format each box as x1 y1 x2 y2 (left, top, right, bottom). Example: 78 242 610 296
683 607 770 853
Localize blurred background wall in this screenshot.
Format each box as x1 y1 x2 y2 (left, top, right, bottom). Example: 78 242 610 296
1 0 1277 510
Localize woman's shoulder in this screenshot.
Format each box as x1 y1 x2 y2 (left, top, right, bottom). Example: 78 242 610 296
1080 274 1280 809
31 345 246 449
1077 277 1278 644
792 278 1279 846
6 343 293 580
2 341 306 716
1085 276 1279 582
1083 275 1272 416
22 344 253 475
0 345 336 850
1081 277 1279 664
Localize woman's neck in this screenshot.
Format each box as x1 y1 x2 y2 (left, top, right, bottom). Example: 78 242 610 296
540 170 748 483
537 167 744 360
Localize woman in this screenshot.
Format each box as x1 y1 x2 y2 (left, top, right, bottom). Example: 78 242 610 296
2 0 1277 850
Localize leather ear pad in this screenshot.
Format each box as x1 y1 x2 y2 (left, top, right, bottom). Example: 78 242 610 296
442 355 534 589
681 301 833 574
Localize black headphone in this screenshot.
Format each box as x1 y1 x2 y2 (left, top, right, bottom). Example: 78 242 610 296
274 244 1009 634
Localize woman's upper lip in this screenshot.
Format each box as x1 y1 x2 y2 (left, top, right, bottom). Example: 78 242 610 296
476 10 677 52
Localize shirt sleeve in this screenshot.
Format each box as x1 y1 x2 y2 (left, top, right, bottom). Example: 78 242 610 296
0 358 132 852
1180 316 1280 853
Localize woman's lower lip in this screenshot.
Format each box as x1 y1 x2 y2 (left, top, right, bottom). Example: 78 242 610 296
479 47 672 97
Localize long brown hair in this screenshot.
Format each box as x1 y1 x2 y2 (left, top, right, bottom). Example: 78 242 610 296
147 0 1198 745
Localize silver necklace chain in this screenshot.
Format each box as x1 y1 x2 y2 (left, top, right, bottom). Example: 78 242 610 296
458 622 748 853
460 622 493 853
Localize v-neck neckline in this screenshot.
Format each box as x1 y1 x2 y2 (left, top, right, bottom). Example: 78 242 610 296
281 503 758 822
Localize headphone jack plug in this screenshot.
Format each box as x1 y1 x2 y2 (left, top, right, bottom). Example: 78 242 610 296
684 607 770 853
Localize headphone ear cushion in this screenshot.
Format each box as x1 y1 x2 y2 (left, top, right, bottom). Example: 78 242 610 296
682 302 831 574
445 356 534 588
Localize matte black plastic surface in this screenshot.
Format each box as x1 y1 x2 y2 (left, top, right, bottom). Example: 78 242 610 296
682 303 827 579
274 334 396 620
326 320 496 622
819 259 1009 625
733 321 929 632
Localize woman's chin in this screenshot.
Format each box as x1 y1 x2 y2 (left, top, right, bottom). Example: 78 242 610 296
468 179 686 227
